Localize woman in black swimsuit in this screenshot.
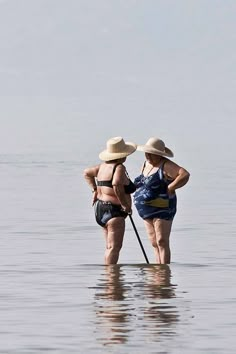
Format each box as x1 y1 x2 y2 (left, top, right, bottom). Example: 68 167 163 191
84 137 137 264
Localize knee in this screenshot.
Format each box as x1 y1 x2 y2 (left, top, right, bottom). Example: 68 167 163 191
148 232 158 248
150 238 158 248
157 237 168 248
107 242 122 253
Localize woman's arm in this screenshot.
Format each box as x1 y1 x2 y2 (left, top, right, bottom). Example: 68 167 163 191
164 160 190 195
83 165 100 191
112 164 132 213
113 185 131 213
83 165 100 205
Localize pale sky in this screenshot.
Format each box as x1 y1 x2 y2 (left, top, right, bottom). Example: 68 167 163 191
0 0 235 162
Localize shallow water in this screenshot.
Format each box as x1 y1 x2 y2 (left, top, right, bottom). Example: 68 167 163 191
1 0 236 351
1 155 236 353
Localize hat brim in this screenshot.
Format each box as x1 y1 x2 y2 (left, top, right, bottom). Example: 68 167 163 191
137 145 174 158
99 142 137 161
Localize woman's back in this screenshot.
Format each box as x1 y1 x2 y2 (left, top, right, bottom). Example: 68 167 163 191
97 162 129 204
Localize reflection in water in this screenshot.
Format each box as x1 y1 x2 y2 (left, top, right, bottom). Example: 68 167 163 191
94 265 132 345
93 264 179 347
142 265 179 337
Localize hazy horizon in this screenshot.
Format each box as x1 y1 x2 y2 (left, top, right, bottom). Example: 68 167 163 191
0 0 235 164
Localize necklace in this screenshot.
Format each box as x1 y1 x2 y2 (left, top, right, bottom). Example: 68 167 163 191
146 165 154 176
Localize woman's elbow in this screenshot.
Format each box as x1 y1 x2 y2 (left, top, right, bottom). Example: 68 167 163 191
184 170 190 183
180 168 190 183
83 168 90 179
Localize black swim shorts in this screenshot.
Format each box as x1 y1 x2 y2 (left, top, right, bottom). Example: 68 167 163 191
94 200 127 227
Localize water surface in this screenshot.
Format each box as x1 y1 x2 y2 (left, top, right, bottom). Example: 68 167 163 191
1 155 236 353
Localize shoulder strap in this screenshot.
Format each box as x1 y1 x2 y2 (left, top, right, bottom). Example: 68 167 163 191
161 160 166 169
111 163 122 180
97 163 122 187
159 159 166 180
141 161 146 174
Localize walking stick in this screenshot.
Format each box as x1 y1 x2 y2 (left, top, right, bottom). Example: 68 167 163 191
129 214 149 264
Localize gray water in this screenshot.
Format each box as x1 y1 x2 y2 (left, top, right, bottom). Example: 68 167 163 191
1 154 236 353
1 0 236 352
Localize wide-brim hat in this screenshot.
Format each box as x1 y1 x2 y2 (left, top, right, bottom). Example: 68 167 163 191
137 137 174 158
99 136 137 161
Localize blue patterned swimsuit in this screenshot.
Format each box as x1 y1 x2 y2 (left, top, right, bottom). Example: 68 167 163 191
133 161 177 220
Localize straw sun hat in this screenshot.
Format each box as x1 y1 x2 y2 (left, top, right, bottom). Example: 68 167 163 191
99 137 137 161
137 137 174 158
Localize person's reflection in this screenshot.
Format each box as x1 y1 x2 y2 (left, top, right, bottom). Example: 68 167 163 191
142 264 179 337
94 265 132 345
94 264 180 346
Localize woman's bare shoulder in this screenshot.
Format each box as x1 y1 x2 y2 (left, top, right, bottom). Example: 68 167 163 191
164 158 189 178
112 163 126 183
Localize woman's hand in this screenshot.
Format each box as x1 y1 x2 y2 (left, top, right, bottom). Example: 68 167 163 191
92 190 98 206
167 185 175 196
121 205 132 214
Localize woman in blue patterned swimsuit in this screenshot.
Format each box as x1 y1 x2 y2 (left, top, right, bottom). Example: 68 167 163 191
133 137 190 264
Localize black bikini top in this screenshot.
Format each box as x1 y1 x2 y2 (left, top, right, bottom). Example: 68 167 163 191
97 164 136 194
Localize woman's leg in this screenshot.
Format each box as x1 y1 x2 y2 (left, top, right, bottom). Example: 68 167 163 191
153 218 173 264
104 217 125 264
144 219 161 263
